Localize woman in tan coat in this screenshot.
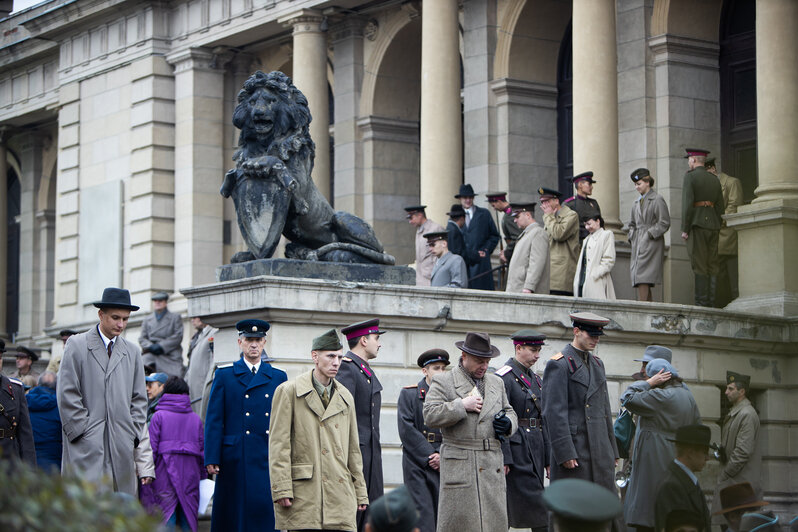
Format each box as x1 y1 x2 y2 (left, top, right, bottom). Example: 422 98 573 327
627 169 671 301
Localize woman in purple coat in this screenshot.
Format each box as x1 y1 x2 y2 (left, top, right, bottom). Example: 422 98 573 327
144 376 206 531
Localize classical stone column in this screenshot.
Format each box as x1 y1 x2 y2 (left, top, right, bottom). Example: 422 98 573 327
17 133 45 341
572 0 621 232
280 10 331 201
0 134 7 338
727 0 798 316
420 0 462 224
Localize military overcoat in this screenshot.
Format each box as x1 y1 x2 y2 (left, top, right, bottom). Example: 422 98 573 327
564 194 601 242
505 222 550 294
423 364 517 532
681 166 725 233
542 343 618 491
430 251 468 288
139 309 185 376
543 204 580 292
717 172 743 256
397 379 442 532
0 373 36 465
204 358 287 532
500 210 523 262
628 189 671 286
497 359 549 529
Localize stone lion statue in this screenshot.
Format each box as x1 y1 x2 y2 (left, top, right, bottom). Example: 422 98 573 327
221 70 395 265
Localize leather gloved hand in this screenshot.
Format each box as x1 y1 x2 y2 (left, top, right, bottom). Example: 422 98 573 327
149 344 164 355
493 411 512 440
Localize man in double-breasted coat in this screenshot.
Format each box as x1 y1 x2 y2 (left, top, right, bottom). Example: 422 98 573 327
496 330 549 532
338 318 385 531
139 292 184 377
456 184 501 290
204 319 288 532
424 332 517 532
397 349 450 532
542 312 619 493
0 339 36 467
57 287 147 495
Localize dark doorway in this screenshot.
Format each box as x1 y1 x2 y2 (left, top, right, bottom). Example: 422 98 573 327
6 167 20 336
557 21 573 197
720 0 757 202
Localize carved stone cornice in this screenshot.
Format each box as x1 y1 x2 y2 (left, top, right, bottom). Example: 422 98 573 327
490 78 557 108
357 116 419 144
329 17 366 44
166 47 227 74
648 35 720 69
278 9 324 35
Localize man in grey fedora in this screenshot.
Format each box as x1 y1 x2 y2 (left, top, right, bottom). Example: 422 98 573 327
57 287 147 495
424 332 517 532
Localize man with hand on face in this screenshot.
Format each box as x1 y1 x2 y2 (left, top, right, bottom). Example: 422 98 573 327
269 329 368 532
57 287 147 495
424 332 517 532
338 319 386 531
505 202 550 294
204 319 288 532
426 231 468 288
139 292 184 377
542 313 619 496
397 349 450 532
496 330 549 532
539 187 580 296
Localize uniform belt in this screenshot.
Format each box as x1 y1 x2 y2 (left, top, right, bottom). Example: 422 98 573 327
694 201 714 207
423 431 443 443
0 428 14 439
444 436 501 451
517 417 541 429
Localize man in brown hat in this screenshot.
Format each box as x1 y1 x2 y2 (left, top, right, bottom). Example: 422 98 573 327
405 205 445 286
714 482 768 532
424 332 517 532
712 371 762 526
10 346 41 380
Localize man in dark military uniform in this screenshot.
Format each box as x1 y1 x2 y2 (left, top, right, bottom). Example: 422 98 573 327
680 148 725 307
542 312 619 499
204 319 288 532
496 330 549 532
564 171 602 243
0 339 36 466
543 478 623 532
486 192 523 264
397 349 449 532
339 318 385 531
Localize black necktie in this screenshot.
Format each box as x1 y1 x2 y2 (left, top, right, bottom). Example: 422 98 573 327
251 366 256 375
107 341 113 358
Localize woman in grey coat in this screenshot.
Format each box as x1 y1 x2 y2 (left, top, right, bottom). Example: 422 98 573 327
628 169 671 302
620 357 701 532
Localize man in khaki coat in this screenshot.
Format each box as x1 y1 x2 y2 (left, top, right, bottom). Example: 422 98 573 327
424 332 517 532
706 158 744 307
505 202 550 294
539 187 580 295
270 329 369 531
711 371 762 526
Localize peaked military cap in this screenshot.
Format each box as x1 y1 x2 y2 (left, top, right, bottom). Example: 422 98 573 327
485 191 508 201
569 311 610 336
509 202 536 216
634 344 672 363
727 371 751 389
447 204 466 218
417 349 450 368
341 318 384 340
668 424 711 447
236 319 270 338
14 345 40 362
510 329 546 346
312 328 343 351
542 479 622 524
423 231 448 242
151 291 169 301
368 486 419 532
705 157 717 169
538 187 562 200
630 168 650 182
455 331 500 358
93 287 140 311
684 148 710 158
454 183 476 198
571 171 595 184
403 205 426 218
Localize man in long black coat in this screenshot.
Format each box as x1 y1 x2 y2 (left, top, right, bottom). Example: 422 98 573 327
456 184 500 290
397 349 449 532
497 330 549 532
445 204 469 262
338 318 385 532
0 339 36 467
654 424 712 532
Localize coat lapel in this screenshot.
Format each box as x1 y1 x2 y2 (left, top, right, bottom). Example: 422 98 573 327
87 326 108 372
321 382 350 422
453 365 475 398
247 363 273 391
233 358 253 387
478 376 499 422
106 337 129 377
586 355 604 397
297 372 326 419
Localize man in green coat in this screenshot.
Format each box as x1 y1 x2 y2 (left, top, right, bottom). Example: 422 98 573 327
680 148 725 307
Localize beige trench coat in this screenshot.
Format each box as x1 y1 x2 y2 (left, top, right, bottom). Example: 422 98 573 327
505 222 550 293
423 364 517 532
711 397 762 523
574 227 616 299
717 172 744 256
269 370 369 531
415 218 445 286
543 204 580 292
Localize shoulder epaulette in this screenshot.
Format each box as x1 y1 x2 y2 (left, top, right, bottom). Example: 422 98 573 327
403 384 418 389
563 196 575 203
550 353 564 361
8 377 23 386
216 362 234 369
342 356 353 362
495 365 512 376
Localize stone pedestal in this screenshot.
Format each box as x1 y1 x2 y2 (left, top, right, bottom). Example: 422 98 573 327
216 259 415 285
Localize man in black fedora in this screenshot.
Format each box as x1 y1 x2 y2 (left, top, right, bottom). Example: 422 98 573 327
455 184 500 290
424 332 517 532
57 287 147 496
655 424 713 532
445 203 469 262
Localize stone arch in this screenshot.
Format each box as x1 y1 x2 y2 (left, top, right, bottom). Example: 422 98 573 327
651 0 723 40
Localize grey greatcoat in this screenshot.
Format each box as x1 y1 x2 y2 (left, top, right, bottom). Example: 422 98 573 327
628 189 671 286
57 326 148 495
505 222 550 294
423 363 517 532
185 325 218 417
416 218 445 286
542 343 618 491
430 251 468 288
620 380 701 528
139 309 184 376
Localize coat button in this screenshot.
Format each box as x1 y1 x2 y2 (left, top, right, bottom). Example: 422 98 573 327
246 430 250 435
246 412 250 416
265 413 269 417
322 449 328 455
266 430 269 435
245 394 249 399
265 394 269 398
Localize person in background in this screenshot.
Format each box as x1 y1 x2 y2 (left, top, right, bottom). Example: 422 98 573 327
366 486 421 532
456 184 501 290
539 187 579 296
573 213 616 299
27 371 62 472
542 478 623 532
139 292 185 377
563 171 602 243
485 191 522 265
445 203 470 263
405 205 445 286
185 317 218 417
145 372 168 423
628 168 671 302
426 231 468 288
705 158 743 307
11 345 40 381
47 329 80 374
505 202 550 294
0 339 36 467
714 482 769 532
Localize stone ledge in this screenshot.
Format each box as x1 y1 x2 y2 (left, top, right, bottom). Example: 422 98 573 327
216 258 416 285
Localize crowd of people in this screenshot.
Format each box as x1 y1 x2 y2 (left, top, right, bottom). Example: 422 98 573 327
2 284 792 532
407 149 743 308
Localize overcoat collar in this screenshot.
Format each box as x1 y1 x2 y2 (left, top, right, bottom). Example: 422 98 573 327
417 378 430 400
295 370 352 421
233 357 273 390
87 325 129 376
727 397 751 418
452 364 497 422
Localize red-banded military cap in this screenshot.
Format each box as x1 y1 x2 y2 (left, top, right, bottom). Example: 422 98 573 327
485 191 508 201
510 329 546 346
684 148 710 158
569 311 610 337
341 318 385 340
571 171 595 184
538 187 562 200
417 349 451 368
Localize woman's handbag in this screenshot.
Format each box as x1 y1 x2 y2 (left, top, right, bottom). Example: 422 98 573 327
614 408 636 459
